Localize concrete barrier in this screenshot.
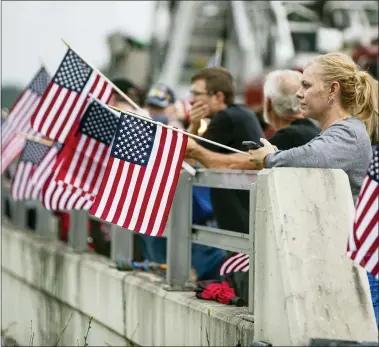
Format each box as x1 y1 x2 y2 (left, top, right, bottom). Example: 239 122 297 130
1 221 254 346
253 168 378 346
2 167 378 346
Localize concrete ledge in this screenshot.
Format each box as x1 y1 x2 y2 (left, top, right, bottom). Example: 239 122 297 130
1 221 254 346
254 168 378 346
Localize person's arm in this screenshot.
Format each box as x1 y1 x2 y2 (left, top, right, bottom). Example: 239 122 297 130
186 139 255 169
265 123 356 169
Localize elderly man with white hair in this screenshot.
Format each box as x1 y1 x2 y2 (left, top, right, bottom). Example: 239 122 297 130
185 69 321 169
261 69 321 150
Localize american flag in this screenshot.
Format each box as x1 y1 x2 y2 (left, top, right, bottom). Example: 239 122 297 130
1 67 50 174
54 98 119 194
347 148 379 279
31 142 63 191
40 161 96 211
89 111 188 237
219 253 249 276
30 48 114 144
11 139 51 201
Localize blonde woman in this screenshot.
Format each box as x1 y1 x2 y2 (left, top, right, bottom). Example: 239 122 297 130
249 52 378 203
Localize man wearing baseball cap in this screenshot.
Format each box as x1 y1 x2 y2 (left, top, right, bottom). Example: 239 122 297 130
144 83 176 125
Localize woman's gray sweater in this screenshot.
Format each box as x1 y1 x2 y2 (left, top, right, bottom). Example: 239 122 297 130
265 117 372 203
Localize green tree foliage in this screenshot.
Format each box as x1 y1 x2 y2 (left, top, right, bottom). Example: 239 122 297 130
2 85 23 109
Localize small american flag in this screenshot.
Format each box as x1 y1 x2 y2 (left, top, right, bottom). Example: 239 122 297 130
219 253 249 276
90 111 188 237
347 148 379 278
54 98 119 194
40 161 96 211
1 67 50 174
31 48 114 144
31 142 63 191
11 139 51 201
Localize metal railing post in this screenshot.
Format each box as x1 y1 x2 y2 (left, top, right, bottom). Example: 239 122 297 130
35 202 58 239
166 171 192 289
1 182 10 218
68 210 88 252
14 201 27 229
110 225 134 261
248 182 257 315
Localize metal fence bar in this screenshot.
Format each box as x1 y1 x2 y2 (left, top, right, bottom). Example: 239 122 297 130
192 225 250 253
110 225 134 261
166 170 192 288
248 182 257 315
68 209 88 252
3 168 260 311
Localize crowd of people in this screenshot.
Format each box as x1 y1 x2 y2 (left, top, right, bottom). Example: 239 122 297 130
4 50 378 323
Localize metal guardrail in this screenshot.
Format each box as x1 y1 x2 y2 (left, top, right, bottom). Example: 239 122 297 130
1 168 259 314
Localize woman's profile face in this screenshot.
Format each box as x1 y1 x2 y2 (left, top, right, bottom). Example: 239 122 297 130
296 64 329 120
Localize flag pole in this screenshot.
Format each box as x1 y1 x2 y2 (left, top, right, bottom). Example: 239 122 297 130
108 106 249 157
61 39 201 176
62 39 249 157
1 108 9 118
61 39 142 112
17 132 54 146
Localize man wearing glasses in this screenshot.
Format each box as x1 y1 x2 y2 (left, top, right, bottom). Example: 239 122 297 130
185 67 263 235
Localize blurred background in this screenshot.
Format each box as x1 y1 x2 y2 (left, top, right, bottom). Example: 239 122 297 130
2 0 378 119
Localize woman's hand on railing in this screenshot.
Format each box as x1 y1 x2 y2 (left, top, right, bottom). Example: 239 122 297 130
248 139 277 170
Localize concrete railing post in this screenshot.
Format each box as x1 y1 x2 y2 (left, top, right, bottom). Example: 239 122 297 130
248 182 257 315
166 171 192 289
110 225 134 261
68 210 88 252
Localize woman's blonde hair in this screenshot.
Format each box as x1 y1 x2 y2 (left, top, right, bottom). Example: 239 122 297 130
313 52 378 143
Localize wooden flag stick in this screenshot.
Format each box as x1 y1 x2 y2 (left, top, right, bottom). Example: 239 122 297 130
17 132 54 147
1 108 9 118
61 39 249 163
60 40 199 176
61 39 142 112
108 106 249 157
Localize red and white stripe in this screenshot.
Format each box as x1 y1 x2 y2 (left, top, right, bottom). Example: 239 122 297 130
1 89 41 174
90 126 188 237
219 253 249 276
347 164 379 278
31 72 113 144
54 132 111 194
40 162 96 211
11 161 42 201
31 144 62 191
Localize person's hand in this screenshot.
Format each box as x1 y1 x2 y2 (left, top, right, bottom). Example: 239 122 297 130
185 137 199 157
248 138 276 170
189 101 209 126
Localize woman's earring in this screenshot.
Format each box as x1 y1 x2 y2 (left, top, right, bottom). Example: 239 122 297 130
328 97 334 107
